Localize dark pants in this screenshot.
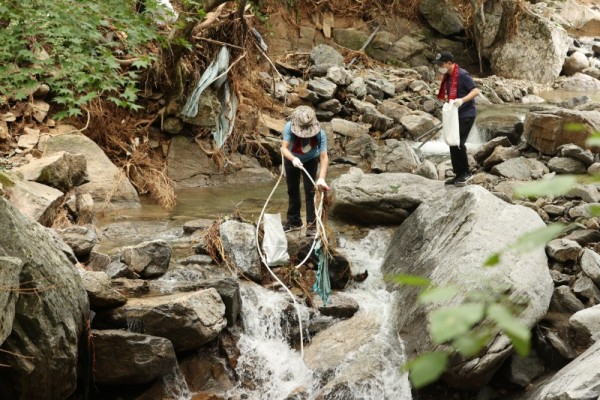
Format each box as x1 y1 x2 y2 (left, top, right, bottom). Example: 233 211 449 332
450 117 475 177
284 156 318 226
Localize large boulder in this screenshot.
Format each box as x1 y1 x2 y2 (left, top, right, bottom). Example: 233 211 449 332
382 185 553 389
371 139 421 173
522 339 600 399
0 256 22 344
558 0 600 37
419 0 464 36
120 239 172 279
92 329 177 385
304 313 411 398
94 289 226 352
474 0 570 84
523 109 600 155
40 132 140 210
0 198 89 400
330 167 444 225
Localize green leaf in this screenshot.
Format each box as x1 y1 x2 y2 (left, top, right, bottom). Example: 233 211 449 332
419 286 459 304
404 352 448 389
590 205 600 216
429 303 485 344
483 252 501 267
388 274 431 287
487 304 531 357
587 133 600 147
513 175 578 199
564 122 584 132
508 223 565 254
452 331 490 357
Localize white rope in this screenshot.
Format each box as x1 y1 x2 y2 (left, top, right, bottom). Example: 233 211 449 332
255 152 327 358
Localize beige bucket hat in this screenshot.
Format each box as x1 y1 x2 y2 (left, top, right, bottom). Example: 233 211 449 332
290 106 321 138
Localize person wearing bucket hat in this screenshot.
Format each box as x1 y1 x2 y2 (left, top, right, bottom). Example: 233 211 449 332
434 51 481 186
280 105 329 235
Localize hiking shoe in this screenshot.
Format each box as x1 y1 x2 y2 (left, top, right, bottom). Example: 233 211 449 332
444 176 458 185
283 221 302 232
305 225 317 237
454 173 473 187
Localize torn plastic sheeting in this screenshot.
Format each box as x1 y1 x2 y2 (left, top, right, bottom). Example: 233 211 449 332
313 241 332 305
251 28 268 52
213 82 238 149
262 213 290 267
181 46 230 118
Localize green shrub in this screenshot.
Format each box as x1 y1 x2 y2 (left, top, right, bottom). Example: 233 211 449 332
0 0 165 118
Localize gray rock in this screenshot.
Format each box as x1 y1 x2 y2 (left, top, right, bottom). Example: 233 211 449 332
415 159 438 180
307 77 337 100
483 146 521 169
0 198 89 400
220 220 261 282
524 109 600 155
580 249 600 286
78 269 127 309
13 151 88 192
476 115 524 145
121 240 172 278
400 113 440 139
346 77 367 98
522 339 600 399
95 289 226 351
550 285 585 314
318 98 342 113
40 132 139 210
332 28 368 51
310 44 344 66
331 118 370 138
491 157 549 180
558 143 594 167
382 185 553 388
1 171 64 226
326 66 351 86
182 218 214 234
362 108 394 132
568 203 600 219
564 229 600 247
565 184 600 203
548 157 587 174
92 329 176 385
378 100 412 123
180 254 214 266
56 225 99 259
543 204 566 217
569 304 600 347
345 134 377 163
330 167 443 225
312 292 359 319
573 275 600 303
419 0 464 35
475 2 569 84
0 256 22 344
563 51 591 76
371 139 421 173
508 351 545 387
546 239 582 262
473 136 513 165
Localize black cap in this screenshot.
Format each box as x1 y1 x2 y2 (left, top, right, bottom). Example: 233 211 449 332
433 51 454 64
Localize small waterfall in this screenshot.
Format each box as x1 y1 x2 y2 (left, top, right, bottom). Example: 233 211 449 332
126 316 143 333
336 228 412 399
229 228 411 399
231 283 316 399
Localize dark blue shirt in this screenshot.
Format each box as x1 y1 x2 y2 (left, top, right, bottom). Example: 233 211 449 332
444 67 477 118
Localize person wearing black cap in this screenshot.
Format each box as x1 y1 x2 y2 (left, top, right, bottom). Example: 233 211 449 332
433 51 481 186
280 105 330 236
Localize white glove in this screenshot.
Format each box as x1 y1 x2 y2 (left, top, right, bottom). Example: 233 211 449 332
453 98 464 107
316 178 330 191
292 157 303 169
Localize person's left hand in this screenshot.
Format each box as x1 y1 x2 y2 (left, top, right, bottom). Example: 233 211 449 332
453 98 464 107
316 178 330 191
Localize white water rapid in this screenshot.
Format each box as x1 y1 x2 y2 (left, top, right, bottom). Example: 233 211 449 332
229 228 412 399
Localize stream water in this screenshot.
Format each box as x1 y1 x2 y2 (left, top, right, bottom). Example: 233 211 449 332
96 91 597 398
